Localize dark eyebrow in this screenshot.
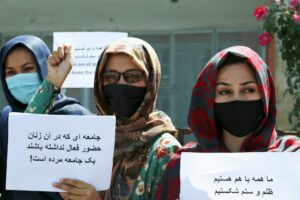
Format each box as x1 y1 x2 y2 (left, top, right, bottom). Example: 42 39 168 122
5 66 14 70
103 70 118 73
6 62 35 70
21 62 35 68
240 81 257 86
216 82 231 86
216 81 257 87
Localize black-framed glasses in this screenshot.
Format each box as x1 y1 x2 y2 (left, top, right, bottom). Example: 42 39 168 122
101 69 145 84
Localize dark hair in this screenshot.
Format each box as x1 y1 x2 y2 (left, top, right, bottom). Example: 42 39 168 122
219 53 252 69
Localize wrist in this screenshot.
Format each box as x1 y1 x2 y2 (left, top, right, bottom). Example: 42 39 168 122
44 79 61 94
46 75 61 89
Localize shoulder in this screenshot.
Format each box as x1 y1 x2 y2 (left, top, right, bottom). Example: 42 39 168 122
51 94 92 115
150 133 181 157
0 106 11 122
155 133 181 147
1 106 12 114
269 135 300 152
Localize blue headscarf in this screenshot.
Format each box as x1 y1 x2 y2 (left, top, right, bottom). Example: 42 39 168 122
0 35 91 200
0 35 49 112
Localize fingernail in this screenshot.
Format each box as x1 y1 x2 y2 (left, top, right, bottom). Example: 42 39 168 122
59 178 64 182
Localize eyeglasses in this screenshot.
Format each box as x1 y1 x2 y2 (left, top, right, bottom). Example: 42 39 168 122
101 69 145 84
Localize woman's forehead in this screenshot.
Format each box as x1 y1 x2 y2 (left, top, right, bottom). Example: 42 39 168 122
217 63 256 83
5 46 35 66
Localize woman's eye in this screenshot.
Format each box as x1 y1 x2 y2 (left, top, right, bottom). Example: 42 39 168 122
23 66 35 72
218 90 231 95
244 88 255 93
6 71 14 76
5 69 17 77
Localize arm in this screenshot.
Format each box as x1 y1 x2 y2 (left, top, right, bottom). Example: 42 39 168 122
155 152 181 200
25 46 72 114
131 133 181 200
25 80 58 114
155 141 200 200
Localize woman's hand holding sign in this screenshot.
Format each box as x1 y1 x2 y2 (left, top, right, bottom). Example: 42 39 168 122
53 178 101 200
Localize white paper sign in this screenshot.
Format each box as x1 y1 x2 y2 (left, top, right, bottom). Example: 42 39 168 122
180 152 300 200
53 32 128 88
6 113 116 192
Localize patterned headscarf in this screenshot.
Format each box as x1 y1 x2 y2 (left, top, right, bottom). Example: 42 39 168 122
155 46 300 200
94 37 178 199
188 45 300 152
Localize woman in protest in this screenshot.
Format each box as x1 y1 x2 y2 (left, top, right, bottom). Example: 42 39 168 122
0 35 91 200
155 46 300 200
26 37 181 200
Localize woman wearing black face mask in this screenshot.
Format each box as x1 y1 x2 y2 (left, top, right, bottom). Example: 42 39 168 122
91 38 181 200
26 37 181 200
213 53 264 152
155 46 300 200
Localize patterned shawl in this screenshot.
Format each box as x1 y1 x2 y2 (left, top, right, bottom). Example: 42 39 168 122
155 46 300 200
94 37 178 199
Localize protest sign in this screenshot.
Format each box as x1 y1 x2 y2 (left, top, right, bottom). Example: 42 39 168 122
6 113 116 192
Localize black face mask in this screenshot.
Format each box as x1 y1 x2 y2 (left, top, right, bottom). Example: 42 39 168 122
103 84 146 118
214 100 263 137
